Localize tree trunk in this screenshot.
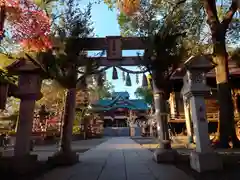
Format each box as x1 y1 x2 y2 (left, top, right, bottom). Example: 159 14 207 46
202 0 239 148
214 54 231 148
213 32 239 148
59 88 76 153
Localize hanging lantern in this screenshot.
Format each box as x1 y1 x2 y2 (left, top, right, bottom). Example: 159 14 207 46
0 83 9 109
112 67 118 80
142 74 148 87
136 74 139 84
125 73 132 86
122 71 125 81
117 0 140 16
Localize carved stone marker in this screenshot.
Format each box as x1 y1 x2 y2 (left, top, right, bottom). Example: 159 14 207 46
181 55 222 172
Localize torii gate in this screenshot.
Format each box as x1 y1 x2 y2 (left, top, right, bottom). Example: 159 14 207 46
0 30 224 171
79 36 174 162
0 36 172 168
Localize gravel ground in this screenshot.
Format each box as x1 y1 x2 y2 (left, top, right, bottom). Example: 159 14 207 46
132 136 240 180
175 160 240 180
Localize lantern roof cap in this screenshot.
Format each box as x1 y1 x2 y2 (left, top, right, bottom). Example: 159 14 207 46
6 59 43 74
184 55 215 72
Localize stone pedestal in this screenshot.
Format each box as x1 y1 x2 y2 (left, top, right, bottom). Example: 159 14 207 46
153 148 178 163
47 151 79 166
190 151 222 173
181 55 222 172
0 151 38 175
12 155 38 174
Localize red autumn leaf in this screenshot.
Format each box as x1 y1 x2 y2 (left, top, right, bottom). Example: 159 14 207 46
1 0 52 51
20 35 52 51
117 0 140 16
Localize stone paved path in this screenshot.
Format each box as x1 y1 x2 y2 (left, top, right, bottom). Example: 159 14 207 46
2 138 107 161
37 137 193 180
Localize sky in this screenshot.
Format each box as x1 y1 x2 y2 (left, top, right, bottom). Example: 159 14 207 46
84 1 142 99
80 1 239 99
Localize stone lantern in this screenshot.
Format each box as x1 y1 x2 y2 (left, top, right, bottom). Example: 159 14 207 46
6 60 43 166
181 55 222 172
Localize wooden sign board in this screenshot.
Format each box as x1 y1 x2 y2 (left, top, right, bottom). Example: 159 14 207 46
106 36 122 60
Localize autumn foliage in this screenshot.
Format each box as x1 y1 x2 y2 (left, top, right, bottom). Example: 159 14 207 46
0 0 52 51
117 0 140 16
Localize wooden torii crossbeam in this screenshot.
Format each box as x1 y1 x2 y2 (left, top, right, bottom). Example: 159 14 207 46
79 36 149 50
78 36 150 66
81 56 145 66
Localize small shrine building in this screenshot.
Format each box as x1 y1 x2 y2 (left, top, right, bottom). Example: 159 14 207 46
91 91 150 136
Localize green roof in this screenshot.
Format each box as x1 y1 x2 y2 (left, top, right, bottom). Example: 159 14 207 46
92 92 149 111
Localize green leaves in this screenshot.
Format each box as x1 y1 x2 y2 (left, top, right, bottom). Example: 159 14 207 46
37 79 65 111
34 0 60 15
20 0 95 89
135 87 153 106
91 81 114 99
103 0 117 10
118 12 132 36
116 0 191 92
0 53 18 84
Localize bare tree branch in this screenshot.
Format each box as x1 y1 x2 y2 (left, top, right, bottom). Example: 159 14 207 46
202 0 220 27
221 0 238 30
